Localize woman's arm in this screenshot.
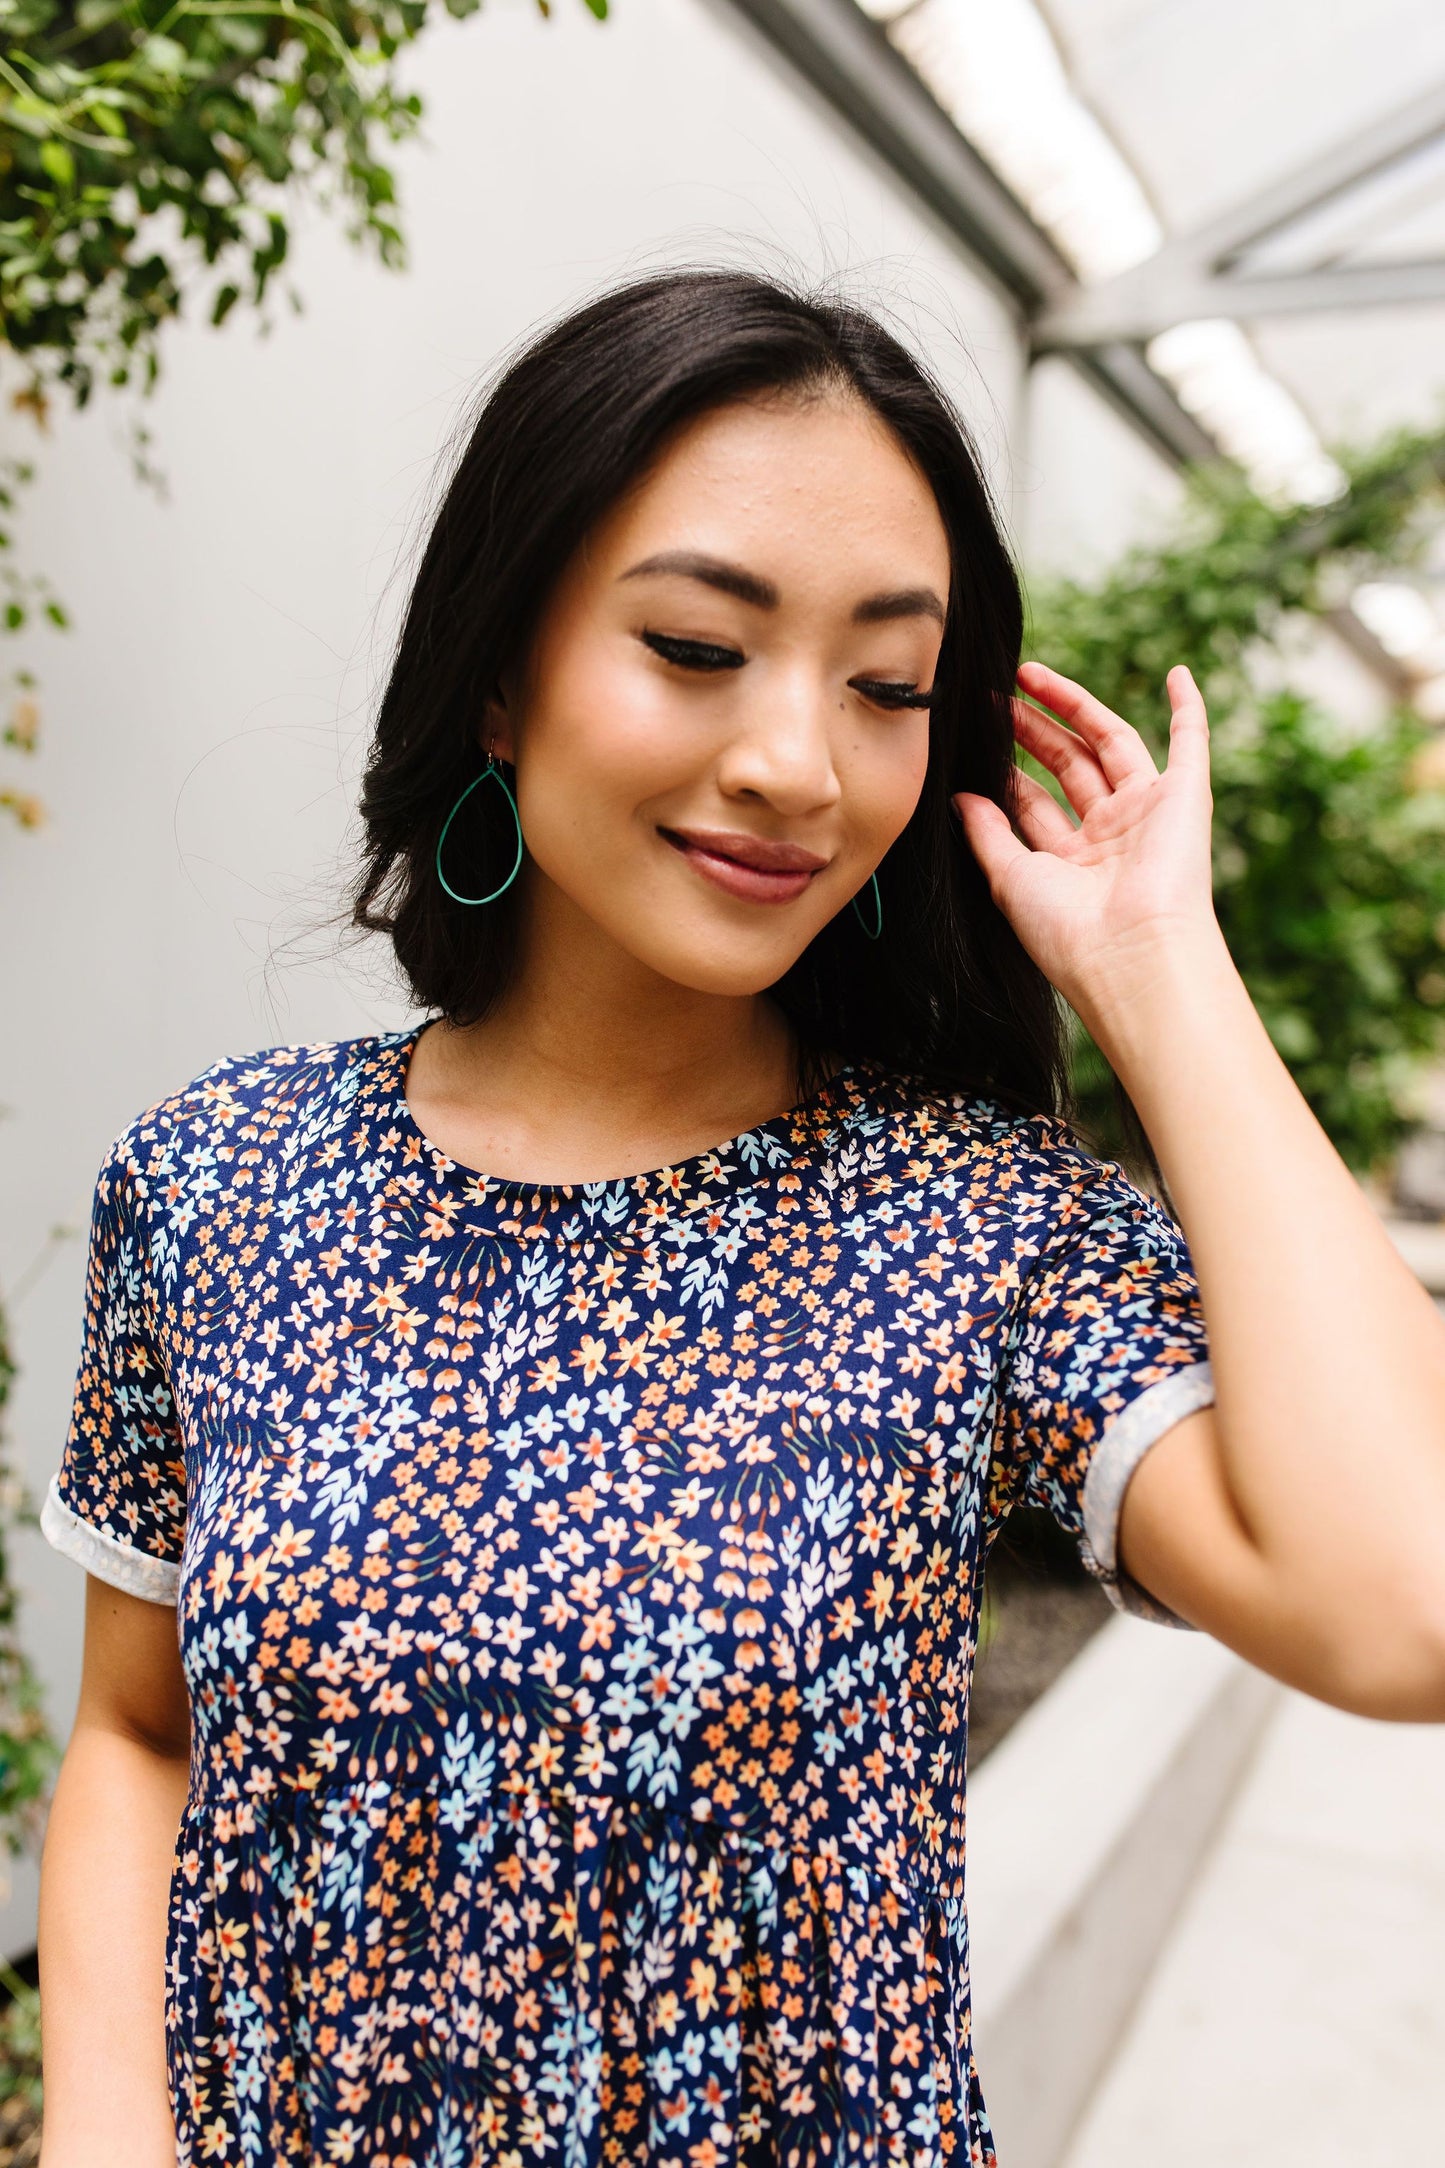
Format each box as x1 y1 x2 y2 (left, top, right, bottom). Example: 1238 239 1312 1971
38 1576 191 2168
957 661 1445 1720
1099 928 1445 1717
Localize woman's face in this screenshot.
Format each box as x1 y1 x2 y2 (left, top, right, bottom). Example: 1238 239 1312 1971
490 389 951 997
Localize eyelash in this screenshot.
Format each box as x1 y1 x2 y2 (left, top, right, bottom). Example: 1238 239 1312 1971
640 630 934 711
642 631 743 673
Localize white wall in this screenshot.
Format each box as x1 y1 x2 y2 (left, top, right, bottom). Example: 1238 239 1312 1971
1017 356 1185 578
0 0 1031 1955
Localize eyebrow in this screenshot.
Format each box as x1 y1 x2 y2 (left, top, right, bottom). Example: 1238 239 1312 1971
852 586 947 627
620 550 947 627
621 551 777 609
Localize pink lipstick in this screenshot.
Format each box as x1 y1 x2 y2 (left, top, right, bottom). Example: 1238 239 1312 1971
660 826 828 906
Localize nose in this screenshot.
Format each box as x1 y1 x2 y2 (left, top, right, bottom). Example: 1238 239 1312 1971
714 663 843 819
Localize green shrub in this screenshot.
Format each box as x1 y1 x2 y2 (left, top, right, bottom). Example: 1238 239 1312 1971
1025 426 1445 1173
0 1309 59 1901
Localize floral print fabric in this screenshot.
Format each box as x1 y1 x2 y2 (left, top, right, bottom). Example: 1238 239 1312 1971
42 1031 1215 2168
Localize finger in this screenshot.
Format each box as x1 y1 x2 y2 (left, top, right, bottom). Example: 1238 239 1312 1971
1011 698 1111 817
1165 663 1211 787
1013 768 1079 853
953 791 1032 899
1016 661 1159 788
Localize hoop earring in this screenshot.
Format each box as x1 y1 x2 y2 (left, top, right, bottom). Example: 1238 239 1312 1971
851 873 883 941
435 755 524 906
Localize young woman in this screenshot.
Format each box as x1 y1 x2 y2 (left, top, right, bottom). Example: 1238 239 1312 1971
35 271 1445 2168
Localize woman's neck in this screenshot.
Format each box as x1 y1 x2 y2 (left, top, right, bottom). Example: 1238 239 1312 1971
402 891 804 1185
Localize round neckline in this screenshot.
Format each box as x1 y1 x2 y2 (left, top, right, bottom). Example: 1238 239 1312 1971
365 1025 882 1245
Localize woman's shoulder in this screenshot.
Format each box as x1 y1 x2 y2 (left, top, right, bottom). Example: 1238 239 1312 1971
96 1029 407 1198
860 1063 1099 1173
857 1065 1159 1221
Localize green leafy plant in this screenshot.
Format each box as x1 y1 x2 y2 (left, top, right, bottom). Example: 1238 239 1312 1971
0 1306 58 1907
0 0 606 681
0 594 52 2122
0 0 604 407
0 1955 42 2147
0 677 42 831
1209 691 1445 1165
1025 424 1445 1173
0 461 63 753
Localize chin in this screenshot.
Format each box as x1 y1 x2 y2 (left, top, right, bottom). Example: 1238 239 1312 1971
639 929 815 998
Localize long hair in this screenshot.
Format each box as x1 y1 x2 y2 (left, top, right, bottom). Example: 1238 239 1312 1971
353 269 1072 1123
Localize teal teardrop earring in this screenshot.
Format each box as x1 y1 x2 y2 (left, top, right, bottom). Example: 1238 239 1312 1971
851 873 883 941
435 752 524 906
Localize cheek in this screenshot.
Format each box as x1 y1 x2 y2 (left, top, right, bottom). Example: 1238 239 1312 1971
844 720 931 851
517 643 697 838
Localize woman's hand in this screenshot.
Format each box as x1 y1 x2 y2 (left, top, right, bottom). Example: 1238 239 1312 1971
954 659 1225 1035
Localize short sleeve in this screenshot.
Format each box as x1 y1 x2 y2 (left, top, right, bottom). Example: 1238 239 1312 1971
990 1167 1215 1628
40 1130 187 1606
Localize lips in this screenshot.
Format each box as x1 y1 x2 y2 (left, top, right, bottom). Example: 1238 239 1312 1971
660 826 829 906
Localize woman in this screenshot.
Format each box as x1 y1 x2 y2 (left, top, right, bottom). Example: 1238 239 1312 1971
35 270 1445 2168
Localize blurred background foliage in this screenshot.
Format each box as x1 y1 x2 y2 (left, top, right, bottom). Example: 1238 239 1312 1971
0 0 605 715
0 1313 57 1994
0 0 604 407
1024 424 1445 1174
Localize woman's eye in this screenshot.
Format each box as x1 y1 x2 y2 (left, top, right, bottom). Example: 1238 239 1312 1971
641 631 745 672
852 677 934 711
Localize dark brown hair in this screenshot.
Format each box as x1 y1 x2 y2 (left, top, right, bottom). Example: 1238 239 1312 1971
353 269 1071 1122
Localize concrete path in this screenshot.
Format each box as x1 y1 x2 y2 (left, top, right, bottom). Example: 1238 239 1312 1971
1060 1687 1445 2168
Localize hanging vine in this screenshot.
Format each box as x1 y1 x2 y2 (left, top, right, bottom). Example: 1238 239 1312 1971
0 0 607 730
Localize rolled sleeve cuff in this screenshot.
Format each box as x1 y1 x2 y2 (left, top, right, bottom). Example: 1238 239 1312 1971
1079 1360 1216 1630
40 1471 181 1607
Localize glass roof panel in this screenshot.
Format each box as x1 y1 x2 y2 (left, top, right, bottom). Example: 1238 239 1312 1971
1036 0 1445 234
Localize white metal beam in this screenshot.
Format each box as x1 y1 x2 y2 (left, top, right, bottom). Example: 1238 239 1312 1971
1035 258 1445 350
1035 83 1445 351
716 0 1220 466
1185 80 1445 271
717 0 1072 310
715 0 1418 696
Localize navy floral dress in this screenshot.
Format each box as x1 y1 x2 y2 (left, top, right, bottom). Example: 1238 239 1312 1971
42 1030 1214 2168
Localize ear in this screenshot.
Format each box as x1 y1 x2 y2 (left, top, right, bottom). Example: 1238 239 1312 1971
482 681 516 766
